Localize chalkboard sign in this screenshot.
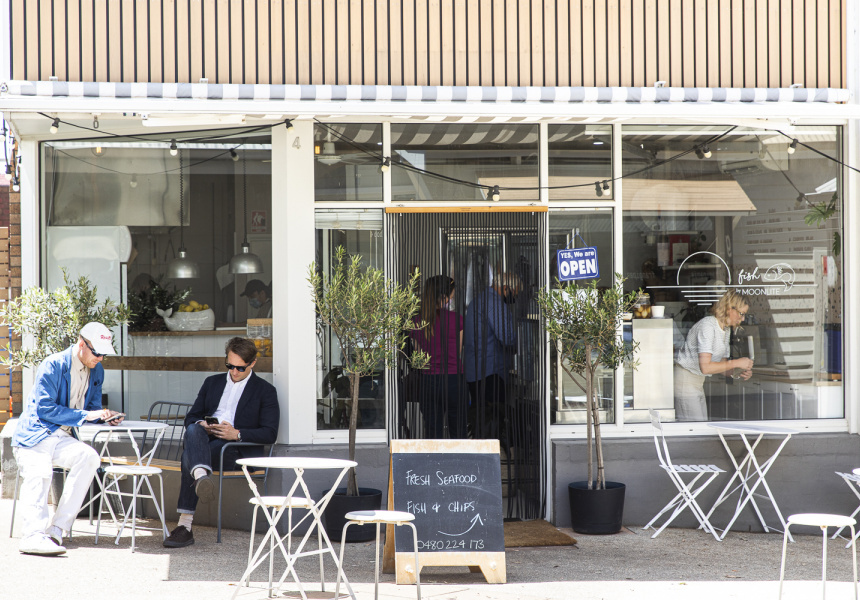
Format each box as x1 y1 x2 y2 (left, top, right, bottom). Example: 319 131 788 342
384 439 506 584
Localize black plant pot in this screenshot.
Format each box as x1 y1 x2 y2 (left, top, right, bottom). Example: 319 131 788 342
322 487 383 543
568 481 626 534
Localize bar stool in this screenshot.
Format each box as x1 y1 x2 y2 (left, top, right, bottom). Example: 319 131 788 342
779 513 858 600
335 510 421 600
95 465 169 552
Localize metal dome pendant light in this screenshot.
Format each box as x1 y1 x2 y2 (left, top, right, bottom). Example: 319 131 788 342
229 149 264 274
166 147 200 279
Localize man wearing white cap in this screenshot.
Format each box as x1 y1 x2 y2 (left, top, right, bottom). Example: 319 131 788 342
12 322 124 556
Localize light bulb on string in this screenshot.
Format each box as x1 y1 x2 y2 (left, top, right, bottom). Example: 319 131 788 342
169 139 178 156
701 145 712 159
601 180 611 196
230 149 239 162
4 164 11 181
379 157 390 173
595 182 603 197
787 139 798 155
130 175 138 188
50 118 60 134
285 119 294 130
11 176 20 192
491 185 500 202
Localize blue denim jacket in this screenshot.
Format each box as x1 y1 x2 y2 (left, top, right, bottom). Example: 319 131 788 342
12 346 104 448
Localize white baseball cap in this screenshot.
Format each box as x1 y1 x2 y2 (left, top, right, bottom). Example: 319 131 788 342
79 322 116 356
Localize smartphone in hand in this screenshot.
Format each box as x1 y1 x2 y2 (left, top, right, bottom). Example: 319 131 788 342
104 412 126 423
204 416 219 425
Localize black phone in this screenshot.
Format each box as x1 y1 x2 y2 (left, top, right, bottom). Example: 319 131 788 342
104 412 126 423
204 416 219 425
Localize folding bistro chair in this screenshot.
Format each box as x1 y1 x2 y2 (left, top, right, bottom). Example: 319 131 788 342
832 469 860 548
642 409 724 540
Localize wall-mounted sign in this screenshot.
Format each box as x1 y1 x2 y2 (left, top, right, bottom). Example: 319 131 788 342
557 247 599 281
250 210 268 233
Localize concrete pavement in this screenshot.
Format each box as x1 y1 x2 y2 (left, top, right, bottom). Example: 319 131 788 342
2 495 858 600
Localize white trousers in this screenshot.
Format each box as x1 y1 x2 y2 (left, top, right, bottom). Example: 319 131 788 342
13 430 101 539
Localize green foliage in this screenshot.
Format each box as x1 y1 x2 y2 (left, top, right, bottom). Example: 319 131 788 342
128 277 192 332
804 192 841 256
308 246 428 495
0 269 132 368
537 276 640 490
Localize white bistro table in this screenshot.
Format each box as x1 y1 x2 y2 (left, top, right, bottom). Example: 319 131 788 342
233 456 358 600
80 421 170 546
705 422 799 542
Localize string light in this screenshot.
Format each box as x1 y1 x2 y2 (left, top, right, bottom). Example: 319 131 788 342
379 157 391 173
130 174 138 188
230 149 239 162
491 185 500 201
787 139 798 154
601 180 611 196
169 139 178 156
285 119 294 130
3 164 11 181
11 176 19 192
93 116 100 129
701 145 712 158
50 118 60 134
595 182 603 197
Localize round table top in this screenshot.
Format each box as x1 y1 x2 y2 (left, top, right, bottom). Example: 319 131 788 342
706 422 799 436
82 420 168 431
237 456 357 470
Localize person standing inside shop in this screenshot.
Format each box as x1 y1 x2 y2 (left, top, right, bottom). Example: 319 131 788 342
240 279 273 318
411 276 465 439
163 337 279 548
463 272 521 439
12 322 123 556
674 290 753 421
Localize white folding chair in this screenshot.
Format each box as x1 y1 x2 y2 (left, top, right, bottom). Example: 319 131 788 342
832 469 860 548
642 409 724 540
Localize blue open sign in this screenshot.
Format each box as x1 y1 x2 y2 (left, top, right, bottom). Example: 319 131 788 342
557 247 599 281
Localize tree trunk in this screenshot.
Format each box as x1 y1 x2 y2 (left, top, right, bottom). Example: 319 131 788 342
591 363 605 490
585 343 594 490
347 371 360 496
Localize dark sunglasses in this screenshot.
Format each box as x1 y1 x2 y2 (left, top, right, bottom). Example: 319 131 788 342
225 363 250 372
84 339 106 358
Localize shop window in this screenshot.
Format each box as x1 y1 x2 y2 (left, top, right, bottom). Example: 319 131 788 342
390 123 538 202
42 131 273 424
548 124 612 200
314 209 385 431
548 209 616 425
314 124 383 201
620 125 843 423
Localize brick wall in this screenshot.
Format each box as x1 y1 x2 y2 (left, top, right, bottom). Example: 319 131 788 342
0 187 19 425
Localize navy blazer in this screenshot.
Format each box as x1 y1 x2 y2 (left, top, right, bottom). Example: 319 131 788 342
185 371 280 447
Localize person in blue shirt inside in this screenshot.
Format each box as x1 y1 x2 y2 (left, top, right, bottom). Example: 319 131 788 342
463 272 521 440
12 322 124 556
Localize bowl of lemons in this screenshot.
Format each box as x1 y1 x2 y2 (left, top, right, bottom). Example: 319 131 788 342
156 300 215 331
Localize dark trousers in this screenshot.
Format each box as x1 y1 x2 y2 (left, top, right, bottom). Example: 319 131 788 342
419 373 466 439
467 374 506 440
176 423 240 513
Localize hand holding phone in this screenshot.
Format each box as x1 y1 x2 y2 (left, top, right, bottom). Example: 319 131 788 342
104 412 126 423
204 416 219 425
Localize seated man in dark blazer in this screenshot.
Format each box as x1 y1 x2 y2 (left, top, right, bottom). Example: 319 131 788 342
164 337 279 548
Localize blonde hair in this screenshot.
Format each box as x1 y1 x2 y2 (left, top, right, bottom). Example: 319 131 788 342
711 289 749 327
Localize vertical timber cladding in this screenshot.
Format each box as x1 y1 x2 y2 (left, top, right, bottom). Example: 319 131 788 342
9 0 847 88
385 207 547 522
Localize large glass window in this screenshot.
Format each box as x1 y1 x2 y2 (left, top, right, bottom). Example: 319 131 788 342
620 125 842 423
42 130 273 421
548 124 612 200
391 123 539 202
314 209 385 431
548 209 616 424
314 124 383 201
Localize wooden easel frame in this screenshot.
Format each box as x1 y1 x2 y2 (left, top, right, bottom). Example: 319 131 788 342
382 439 507 584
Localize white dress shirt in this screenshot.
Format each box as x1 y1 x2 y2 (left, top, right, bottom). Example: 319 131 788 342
211 371 252 425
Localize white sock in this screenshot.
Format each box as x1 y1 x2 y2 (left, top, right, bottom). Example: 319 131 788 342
46 525 63 542
193 467 208 480
178 513 194 531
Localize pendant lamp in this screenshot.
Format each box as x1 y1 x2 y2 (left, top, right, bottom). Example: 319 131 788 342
229 149 264 274
166 148 200 279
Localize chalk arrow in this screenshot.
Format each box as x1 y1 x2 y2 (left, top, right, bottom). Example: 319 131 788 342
438 514 484 537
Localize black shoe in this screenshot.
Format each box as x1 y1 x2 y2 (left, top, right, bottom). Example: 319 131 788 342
163 526 194 548
195 475 216 503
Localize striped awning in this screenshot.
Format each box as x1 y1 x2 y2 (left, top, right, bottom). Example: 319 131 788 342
0 81 850 104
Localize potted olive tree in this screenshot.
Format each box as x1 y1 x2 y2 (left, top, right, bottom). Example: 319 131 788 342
0 269 131 367
308 246 428 540
537 275 639 534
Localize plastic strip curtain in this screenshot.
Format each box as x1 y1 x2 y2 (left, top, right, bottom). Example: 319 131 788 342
386 210 547 520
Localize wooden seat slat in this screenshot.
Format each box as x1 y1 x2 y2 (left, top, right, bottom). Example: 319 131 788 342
103 455 256 477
